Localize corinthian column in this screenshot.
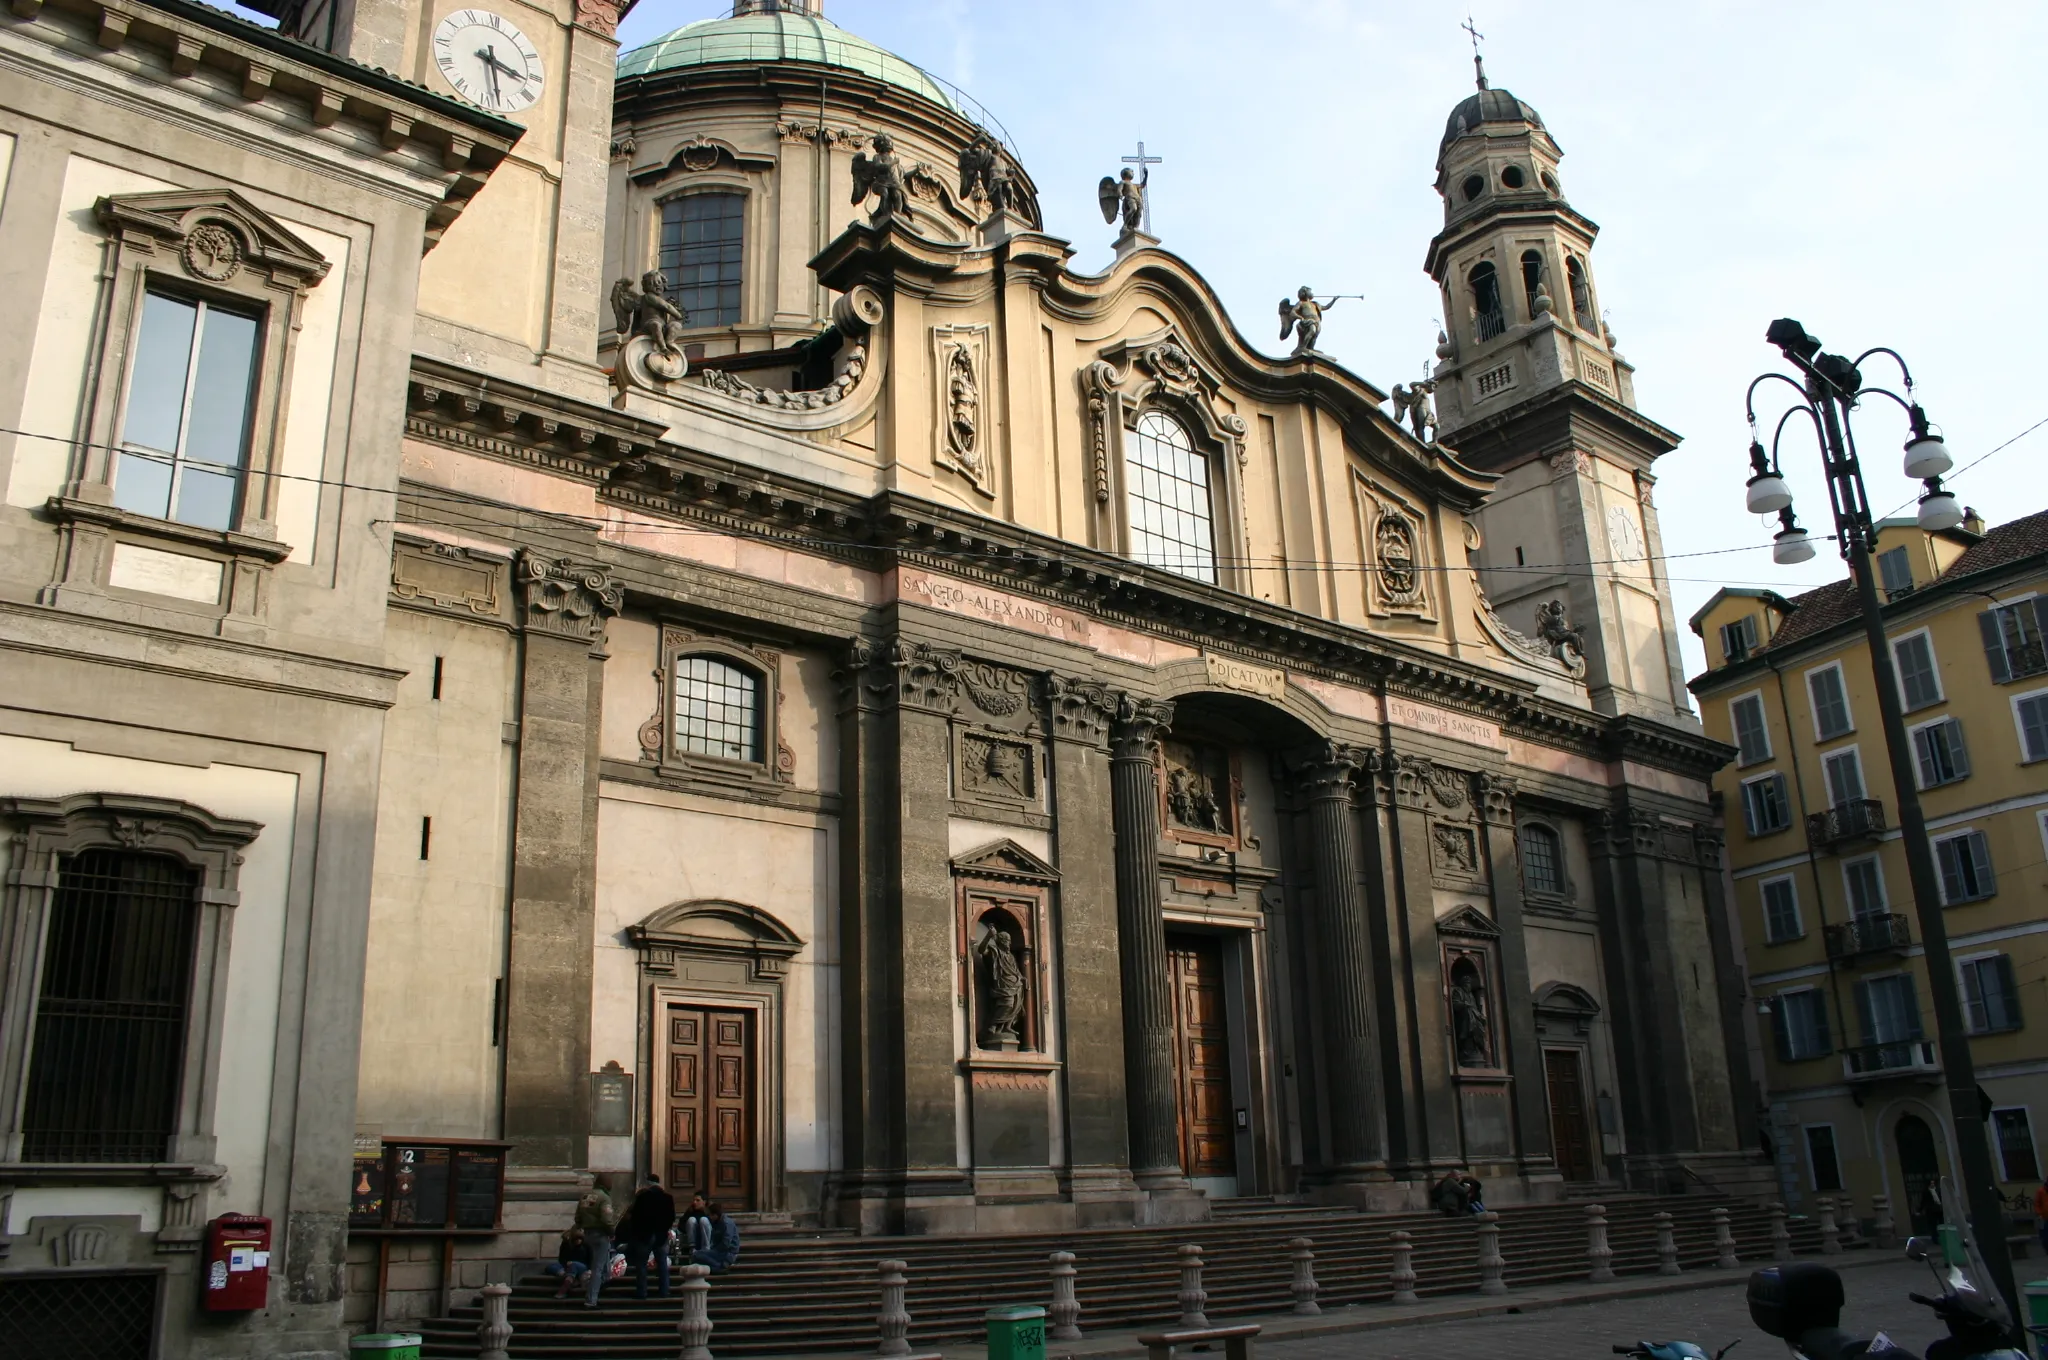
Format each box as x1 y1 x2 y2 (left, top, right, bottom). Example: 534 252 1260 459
1109 694 1182 1186
1295 742 1386 1176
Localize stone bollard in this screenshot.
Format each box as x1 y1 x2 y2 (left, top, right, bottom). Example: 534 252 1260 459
1288 1237 1320 1316
1048 1251 1083 1341
1818 1197 1841 1255
477 1282 512 1360
1769 1204 1792 1262
1712 1207 1740 1269
1176 1244 1210 1328
877 1259 911 1358
1873 1195 1897 1249
1476 1210 1507 1296
1389 1229 1419 1305
1654 1211 1681 1276
1586 1204 1616 1283
678 1264 713 1360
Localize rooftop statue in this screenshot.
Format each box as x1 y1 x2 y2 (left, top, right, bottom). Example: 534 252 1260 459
1391 375 1439 443
958 128 1020 214
1097 165 1146 237
851 132 911 223
1278 287 1346 356
608 270 689 390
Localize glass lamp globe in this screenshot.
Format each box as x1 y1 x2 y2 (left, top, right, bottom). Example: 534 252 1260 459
1917 490 1964 532
1745 472 1793 515
1773 524 1816 565
1903 433 1952 480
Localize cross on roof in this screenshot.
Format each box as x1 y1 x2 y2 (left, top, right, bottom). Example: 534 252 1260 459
1462 14 1489 90
1122 140 1161 234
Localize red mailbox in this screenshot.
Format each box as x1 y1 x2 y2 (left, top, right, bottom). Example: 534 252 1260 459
201 1214 271 1311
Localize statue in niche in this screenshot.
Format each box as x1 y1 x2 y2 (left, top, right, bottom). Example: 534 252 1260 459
1450 958 1492 1067
851 133 911 222
1162 740 1231 836
1536 598 1586 662
1098 165 1146 236
976 918 1027 1049
946 344 982 476
1376 511 1420 600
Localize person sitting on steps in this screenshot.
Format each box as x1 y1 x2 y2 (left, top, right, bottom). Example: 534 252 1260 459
1432 1169 1470 1215
544 1225 591 1298
679 1190 711 1258
691 1201 741 1274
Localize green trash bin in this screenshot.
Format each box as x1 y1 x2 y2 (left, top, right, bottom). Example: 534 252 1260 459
2024 1279 2048 1360
986 1304 1046 1360
348 1334 422 1360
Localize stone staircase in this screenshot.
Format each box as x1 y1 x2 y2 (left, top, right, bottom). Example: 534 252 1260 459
418 1195 1818 1358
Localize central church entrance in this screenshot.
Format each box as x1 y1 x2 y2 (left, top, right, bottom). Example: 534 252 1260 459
1166 933 1235 1181
662 1004 754 1210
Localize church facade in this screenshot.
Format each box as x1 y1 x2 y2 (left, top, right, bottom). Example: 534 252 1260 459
0 0 1761 1352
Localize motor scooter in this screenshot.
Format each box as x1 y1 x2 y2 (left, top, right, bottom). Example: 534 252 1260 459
1613 1342 1740 1360
1743 1236 2025 1360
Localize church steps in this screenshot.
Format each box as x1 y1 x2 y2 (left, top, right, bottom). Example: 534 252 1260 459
415 1197 1812 1357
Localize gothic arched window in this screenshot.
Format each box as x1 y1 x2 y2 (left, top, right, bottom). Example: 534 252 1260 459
1470 261 1507 341
1521 822 1565 896
1566 255 1595 332
659 192 744 326
1125 410 1217 585
672 654 763 763
1520 249 1546 317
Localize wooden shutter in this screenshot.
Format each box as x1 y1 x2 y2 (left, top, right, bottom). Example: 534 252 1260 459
1981 608 2013 682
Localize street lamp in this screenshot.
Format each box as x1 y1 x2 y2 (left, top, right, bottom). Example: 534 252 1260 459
1744 319 2017 1331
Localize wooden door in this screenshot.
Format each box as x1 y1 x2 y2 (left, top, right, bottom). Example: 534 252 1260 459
1166 935 1234 1177
664 1005 753 1209
1543 1048 1596 1182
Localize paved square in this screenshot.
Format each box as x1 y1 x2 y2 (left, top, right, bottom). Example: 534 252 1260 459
1263 1259 2048 1360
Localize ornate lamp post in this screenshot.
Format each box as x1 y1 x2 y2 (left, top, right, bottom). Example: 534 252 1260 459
1744 319 2016 1330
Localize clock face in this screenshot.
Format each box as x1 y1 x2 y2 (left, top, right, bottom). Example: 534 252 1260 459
1606 504 1648 571
433 9 544 113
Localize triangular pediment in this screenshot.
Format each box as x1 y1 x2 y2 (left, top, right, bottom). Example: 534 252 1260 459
1435 904 1500 939
952 838 1059 884
96 188 330 286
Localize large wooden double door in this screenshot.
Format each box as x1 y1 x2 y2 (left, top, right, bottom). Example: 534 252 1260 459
1166 934 1235 1178
663 1004 754 1209
1543 1048 1597 1182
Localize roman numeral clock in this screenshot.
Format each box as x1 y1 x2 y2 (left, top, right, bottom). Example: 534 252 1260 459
432 9 544 113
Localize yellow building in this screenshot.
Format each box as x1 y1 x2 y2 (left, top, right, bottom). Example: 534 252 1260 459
1691 507 2048 1232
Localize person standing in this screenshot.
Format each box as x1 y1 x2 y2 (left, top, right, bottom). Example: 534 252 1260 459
573 1187 617 1309
622 1173 678 1300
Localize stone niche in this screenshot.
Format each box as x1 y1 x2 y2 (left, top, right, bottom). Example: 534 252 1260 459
1438 905 1514 1162
951 840 1060 1189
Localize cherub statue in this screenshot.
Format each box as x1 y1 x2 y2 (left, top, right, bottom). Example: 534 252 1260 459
851 132 910 223
958 128 1014 210
1390 376 1439 443
1536 598 1585 661
1097 165 1146 236
1278 287 1340 355
609 270 687 358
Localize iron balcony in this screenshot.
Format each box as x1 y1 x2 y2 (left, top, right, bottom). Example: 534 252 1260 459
1807 797 1887 850
1824 912 1913 962
1842 1039 1940 1083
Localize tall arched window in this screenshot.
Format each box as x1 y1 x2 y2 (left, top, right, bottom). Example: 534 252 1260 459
1470 261 1506 340
672 654 763 762
1520 250 1547 316
1521 823 1565 896
659 193 744 326
1566 255 1595 332
1125 410 1217 584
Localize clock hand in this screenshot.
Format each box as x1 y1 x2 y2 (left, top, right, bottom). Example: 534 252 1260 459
478 44 521 77
473 46 502 102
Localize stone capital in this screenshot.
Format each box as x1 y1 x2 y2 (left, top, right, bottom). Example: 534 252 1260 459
1475 772 1518 825
1290 740 1369 801
1388 752 1434 811
1108 695 1174 761
1043 674 1119 747
515 551 621 643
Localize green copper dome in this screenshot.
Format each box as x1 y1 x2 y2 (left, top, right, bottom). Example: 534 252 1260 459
616 12 960 112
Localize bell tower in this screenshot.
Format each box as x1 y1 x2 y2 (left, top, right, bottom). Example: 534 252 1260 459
1425 58 1694 723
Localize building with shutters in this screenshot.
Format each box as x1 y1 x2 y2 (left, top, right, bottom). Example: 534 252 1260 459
1690 507 2048 1230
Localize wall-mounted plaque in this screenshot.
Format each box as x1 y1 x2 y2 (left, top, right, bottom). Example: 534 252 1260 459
590 1061 635 1138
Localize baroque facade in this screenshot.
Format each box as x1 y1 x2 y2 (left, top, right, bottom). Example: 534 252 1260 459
0 0 1760 1351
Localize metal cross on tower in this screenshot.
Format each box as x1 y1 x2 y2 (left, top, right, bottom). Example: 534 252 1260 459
1462 14 1489 89
1122 140 1162 235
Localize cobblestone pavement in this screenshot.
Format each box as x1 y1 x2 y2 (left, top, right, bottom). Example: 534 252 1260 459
1259 1258 2048 1360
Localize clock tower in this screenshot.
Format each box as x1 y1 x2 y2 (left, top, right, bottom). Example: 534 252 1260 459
1424 61 1694 723
250 0 628 403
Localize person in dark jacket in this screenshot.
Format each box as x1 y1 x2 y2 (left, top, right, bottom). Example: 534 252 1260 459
1459 1170 1486 1214
691 1202 741 1273
619 1174 678 1300
545 1226 591 1298
1432 1170 1469 1215
679 1190 711 1256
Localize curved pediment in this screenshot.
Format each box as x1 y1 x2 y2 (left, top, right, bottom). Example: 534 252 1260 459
1533 981 1601 1016
628 898 805 958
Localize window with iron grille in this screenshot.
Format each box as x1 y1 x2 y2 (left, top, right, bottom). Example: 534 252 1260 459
1124 410 1217 584
1741 772 1791 836
1519 823 1564 896
1772 988 1830 1061
1993 1108 2039 1182
0 1271 160 1360
672 655 763 763
1911 717 1969 788
1470 261 1507 340
1761 876 1802 943
1893 632 1942 711
1720 615 1759 664
1961 955 2021 1034
23 849 199 1163
1808 663 1853 740
1730 692 1771 765
1980 599 2048 683
1935 830 1995 904
659 193 744 327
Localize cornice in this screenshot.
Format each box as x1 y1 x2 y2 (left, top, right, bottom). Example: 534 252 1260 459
1438 378 1681 471
1424 198 1603 277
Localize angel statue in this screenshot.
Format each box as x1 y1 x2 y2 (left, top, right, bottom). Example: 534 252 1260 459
1278 287 1342 355
1536 598 1586 661
609 270 687 359
851 132 910 223
1390 376 1439 443
958 128 1015 211
1098 165 1146 236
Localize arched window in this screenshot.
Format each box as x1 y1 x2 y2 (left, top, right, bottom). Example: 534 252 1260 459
1125 410 1217 584
672 654 763 762
659 193 744 326
1520 249 1547 316
1470 261 1506 341
1566 255 1595 332
1521 823 1565 896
